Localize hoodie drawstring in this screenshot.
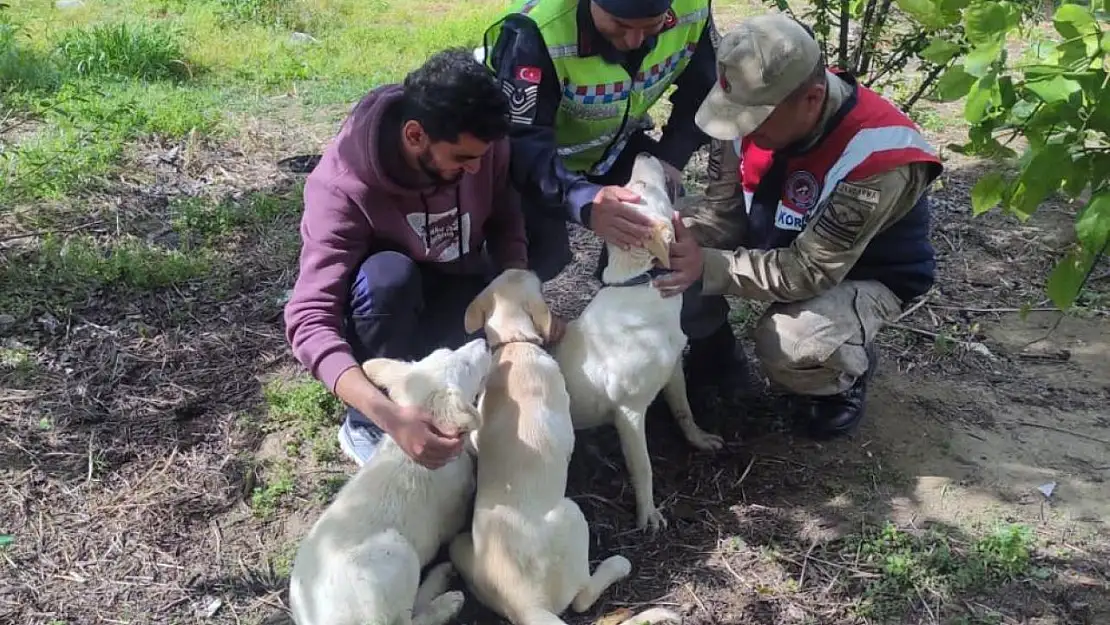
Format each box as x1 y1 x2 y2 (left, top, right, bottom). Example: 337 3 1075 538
418 186 464 268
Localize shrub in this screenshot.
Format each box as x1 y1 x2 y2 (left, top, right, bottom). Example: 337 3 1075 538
55 22 193 82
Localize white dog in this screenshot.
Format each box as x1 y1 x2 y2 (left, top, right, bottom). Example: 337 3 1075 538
553 153 726 532
287 338 493 625
449 269 680 625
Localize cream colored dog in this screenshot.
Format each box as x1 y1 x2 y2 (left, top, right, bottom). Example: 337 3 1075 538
553 152 726 532
288 338 493 625
449 269 679 625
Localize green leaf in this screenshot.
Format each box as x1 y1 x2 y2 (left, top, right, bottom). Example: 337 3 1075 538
1052 37 1093 67
1054 4 1099 40
1046 247 1097 310
895 0 951 29
934 64 978 101
921 38 962 65
964 2 1013 40
971 172 1007 215
1061 155 1090 199
965 73 999 122
998 75 1017 108
1024 75 1082 104
1008 143 1071 219
1075 192 1110 249
965 40 1003 77
0 535 11 547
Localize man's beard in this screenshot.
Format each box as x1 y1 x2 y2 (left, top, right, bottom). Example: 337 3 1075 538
418 150 462 185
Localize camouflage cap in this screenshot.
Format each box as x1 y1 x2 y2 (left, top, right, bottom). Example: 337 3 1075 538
695 13 822 141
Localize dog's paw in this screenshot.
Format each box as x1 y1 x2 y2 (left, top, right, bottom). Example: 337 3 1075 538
608 555 633 578
638 506 668 532
414 591 466 625
437 590 465 614
686 429 725 451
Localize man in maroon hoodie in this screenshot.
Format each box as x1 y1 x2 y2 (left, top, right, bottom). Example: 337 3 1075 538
284 48 531 468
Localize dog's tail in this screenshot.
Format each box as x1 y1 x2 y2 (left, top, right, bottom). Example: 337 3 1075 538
518 606 682 625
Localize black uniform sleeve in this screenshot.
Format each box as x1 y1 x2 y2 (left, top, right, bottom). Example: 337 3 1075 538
488 15 602 226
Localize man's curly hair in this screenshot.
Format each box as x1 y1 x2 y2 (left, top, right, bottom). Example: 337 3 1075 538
400 47 510 144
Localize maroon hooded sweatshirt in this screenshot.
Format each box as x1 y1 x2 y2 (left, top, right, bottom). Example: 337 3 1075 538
283 84 527 392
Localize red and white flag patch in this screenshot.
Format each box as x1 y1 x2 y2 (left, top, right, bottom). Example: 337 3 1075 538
515 65 542 84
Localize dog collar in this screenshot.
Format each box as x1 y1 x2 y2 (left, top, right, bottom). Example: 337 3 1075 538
489 336 545 352
603 266 675 288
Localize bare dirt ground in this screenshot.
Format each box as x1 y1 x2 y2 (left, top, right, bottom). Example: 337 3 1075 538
3 42 1109 625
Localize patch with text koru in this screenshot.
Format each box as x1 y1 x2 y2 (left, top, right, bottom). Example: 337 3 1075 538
784 170 820 211
502 66 541 125
774 203 807 232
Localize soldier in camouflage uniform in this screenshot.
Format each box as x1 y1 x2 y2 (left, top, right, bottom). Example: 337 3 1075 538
661 14 943 439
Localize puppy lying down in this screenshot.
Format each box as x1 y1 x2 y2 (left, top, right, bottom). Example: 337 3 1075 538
449 268 680 625
287 338 493 625
554 152 725 532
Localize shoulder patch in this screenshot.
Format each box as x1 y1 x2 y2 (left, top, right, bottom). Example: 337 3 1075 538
837 181 881 205
810 200 866 249
515 65 542 84
502 76 539 126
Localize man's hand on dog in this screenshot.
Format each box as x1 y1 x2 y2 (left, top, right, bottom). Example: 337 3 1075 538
653 212 703 297
386 406 465 469
589 186 655 249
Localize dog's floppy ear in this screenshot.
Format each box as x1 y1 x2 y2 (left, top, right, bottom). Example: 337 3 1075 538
525 294 554 342
463 289 492 335
361 358 411 391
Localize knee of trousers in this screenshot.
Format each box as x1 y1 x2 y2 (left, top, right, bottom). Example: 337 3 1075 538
349 251 424 320
752 306 870 384
525 218 573 282
753 307 835 373
679 284 730 340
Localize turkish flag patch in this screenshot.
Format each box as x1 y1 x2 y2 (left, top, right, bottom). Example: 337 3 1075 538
515 66 542 84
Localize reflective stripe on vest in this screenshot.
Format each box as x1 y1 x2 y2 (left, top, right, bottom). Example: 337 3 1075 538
487 0 709 176
738 81 940 239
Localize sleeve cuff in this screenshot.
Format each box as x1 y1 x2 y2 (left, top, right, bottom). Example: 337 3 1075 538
567 181 603 225
701 249 734 296
317 351 360 393
495 242 529 270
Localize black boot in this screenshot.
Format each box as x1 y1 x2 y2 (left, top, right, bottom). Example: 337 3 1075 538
684 322 751 390
789 343 879 440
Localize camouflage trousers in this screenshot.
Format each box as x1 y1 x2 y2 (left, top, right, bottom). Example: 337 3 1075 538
680 140 903 396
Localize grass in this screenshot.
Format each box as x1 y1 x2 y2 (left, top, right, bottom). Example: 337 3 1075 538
846 522 1038 620
250 458 296 519
0 346 36 386
263 375 345 460
1 0 503 208
55 21 193 81
170 186 304 244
